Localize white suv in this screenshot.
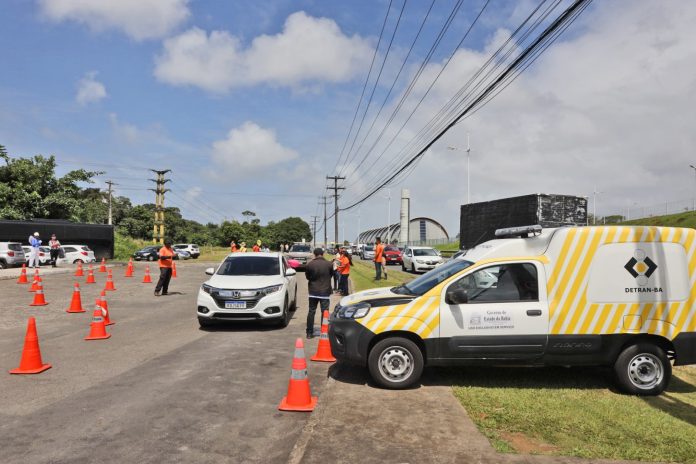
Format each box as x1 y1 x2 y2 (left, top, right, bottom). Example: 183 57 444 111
174 243 200 259
197 252 298 328
0 242 26 268
401 246 443 273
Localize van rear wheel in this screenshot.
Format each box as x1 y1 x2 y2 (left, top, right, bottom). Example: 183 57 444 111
368 337 423 389
614 343 671 395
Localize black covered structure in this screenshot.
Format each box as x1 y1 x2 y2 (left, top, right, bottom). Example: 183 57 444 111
0 219 114 259
459 194 588 249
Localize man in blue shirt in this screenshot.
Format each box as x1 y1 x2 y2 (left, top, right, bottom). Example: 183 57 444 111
28 232 42 268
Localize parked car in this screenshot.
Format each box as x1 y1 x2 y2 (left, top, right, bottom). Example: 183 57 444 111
0 242 26 268
401 246 443 273
22 246 50 265
285 243 313 270
383 245 403 265
59 245 96 264
174 243 200 259
361 245 375 260
197 252 298 328
174 249 191 260
133 246 159 261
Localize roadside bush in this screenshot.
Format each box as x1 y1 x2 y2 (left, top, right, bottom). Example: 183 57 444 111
114 231 147 261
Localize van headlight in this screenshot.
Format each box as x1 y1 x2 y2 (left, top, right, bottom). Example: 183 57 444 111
336 302 371 319
260 284 282 296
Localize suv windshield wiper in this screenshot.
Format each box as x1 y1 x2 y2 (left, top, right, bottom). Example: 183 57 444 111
391 284 415 295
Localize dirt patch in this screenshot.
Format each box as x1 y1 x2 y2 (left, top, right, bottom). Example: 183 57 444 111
499 432 560 454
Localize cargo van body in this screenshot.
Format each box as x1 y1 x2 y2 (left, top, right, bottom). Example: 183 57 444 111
329 226 696 395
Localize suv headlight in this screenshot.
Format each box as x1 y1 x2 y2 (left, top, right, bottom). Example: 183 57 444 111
202 284 215 294
260 284 282 296
336 302 371 319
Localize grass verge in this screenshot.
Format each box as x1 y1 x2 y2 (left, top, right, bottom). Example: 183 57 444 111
622 210 696 229
451 365 696 462
346 257 415 292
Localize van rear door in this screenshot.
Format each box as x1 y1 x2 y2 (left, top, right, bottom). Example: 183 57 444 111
438 261 549 360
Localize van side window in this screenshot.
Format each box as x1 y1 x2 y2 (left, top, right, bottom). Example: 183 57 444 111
452 263 538 303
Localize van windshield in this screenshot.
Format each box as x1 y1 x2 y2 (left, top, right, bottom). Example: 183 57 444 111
393 259 474 296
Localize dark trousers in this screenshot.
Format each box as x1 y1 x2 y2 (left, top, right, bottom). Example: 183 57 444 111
50 249 60 267
306 297 330 335
333 270 340 290
375 262 383 280
339 274 350 295
155 267 173 294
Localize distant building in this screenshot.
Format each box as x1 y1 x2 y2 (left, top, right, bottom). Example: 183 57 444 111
357 217 449 245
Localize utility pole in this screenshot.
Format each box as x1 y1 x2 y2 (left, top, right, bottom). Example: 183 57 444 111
105 180 116 225
320 196 329 248
326 175 345 246
384 189 391 243
310 215 319 249
148 169 171 244
690 164 696 211
592 186 602 225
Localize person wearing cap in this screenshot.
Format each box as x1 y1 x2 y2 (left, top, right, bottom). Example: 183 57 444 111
154 239 175 296
305 247 334 338
48 234 61 267
27 232 42 268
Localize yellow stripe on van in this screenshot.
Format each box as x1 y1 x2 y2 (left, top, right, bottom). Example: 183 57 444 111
550 229 592 332
547 228 578 296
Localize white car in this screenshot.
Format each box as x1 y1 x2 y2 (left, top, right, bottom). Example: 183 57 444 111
174 243 200 259
401 246 443 273
361 245 375 260
22 246 50 265
197 252 298 328
58 244 96 264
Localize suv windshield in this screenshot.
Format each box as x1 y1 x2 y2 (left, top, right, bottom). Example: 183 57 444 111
413 248 438 257
290 245 311 253
393 259 474 296
217 256 280 276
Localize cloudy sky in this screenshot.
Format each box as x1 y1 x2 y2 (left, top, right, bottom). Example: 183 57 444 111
1 0 694 241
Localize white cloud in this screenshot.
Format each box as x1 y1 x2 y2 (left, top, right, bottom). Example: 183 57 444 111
340 1 696 235
211 122 298 175
39 0 190 41
154 11 373 92
76 71 107 105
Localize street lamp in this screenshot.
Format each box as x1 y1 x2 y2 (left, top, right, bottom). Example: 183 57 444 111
447 133 471 205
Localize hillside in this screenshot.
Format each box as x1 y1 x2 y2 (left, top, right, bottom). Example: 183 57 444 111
620 210 696 229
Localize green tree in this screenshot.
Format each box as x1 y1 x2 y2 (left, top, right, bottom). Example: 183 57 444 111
0 148 101 220
272 217 312 246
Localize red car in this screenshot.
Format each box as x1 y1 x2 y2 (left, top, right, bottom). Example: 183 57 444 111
383 245 403 265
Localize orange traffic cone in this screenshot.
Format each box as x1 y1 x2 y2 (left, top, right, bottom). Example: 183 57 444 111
99 257 107 273
85 266 96 284
125 259 134 277
66 282 86 313
29 282 48 306
142 266 152 283
172 261 177 278
311 310 336 362
104 269 116 291
29 274 41 292
74 262 84 277
17 264 28 284
85 306 111 340
278 338 317 412
99 291 114 326
9 317 51 374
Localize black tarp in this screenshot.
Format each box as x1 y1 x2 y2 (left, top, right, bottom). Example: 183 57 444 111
0 220 114 259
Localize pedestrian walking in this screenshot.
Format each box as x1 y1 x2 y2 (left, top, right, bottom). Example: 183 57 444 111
27 232 42 268
305 247 333 339
374 237 385 280
48 234 61 267
337 248 352 296
154 239 175 296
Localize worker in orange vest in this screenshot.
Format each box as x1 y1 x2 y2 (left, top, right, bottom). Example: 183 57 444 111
374 237 385 280
230 240 238 252
155 239 175 296
252 240 261 252
337 247 352 295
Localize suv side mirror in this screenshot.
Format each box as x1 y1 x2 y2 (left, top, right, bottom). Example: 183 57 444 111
446 288 469 305
285 268 297 276
205 267 215 276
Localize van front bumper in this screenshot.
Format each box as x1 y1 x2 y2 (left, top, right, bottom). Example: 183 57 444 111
329 318 374 366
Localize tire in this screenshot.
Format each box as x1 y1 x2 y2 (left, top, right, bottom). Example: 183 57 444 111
401 263 406 272
73 259 84 264
277 297 290 328
368 337 424 389
614 342 671 395
147 255 155 262
411 263 416 273
198 317 215 328
0 260 7 270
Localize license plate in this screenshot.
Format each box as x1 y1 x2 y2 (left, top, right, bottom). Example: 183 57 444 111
225 301 247 309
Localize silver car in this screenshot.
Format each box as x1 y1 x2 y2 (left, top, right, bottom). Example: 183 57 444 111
0 242 26 268
285 243 313 270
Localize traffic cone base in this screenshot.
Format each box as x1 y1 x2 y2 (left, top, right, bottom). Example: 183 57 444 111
85 309 111 340
17 265 29 284
99 258 107 272
310 310 336 362
142 266 152 283
30 284 48 306
86 267 96 284
278 338 317 412
104 270 116 291
9 317 52 374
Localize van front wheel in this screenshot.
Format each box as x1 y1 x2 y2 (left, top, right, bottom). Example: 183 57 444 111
368 337 423 389
614 343 671 396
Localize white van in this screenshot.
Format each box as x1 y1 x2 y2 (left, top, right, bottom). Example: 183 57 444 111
329 225 696 395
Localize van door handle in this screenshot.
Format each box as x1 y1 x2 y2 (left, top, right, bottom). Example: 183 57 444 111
526 310 542 316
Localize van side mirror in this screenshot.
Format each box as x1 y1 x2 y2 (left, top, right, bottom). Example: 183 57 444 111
205 267 215 276
446 289 469 305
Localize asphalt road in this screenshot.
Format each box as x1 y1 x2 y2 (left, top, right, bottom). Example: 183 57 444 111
0 262 333 464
